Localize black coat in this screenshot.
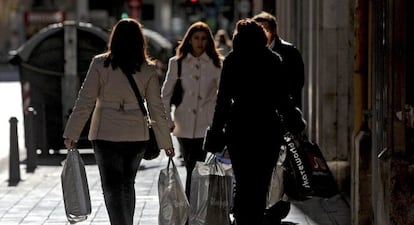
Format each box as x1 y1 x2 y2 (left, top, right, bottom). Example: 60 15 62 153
204 46 305 154
209 47 292 149
272 38 305 109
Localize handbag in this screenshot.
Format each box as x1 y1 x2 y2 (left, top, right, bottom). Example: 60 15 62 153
158 157 190 225
61 148 91 224
189 155 233 225
124 72 160 160
170 59 184 107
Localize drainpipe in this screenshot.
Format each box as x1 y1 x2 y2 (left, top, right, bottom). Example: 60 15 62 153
352 0 372 225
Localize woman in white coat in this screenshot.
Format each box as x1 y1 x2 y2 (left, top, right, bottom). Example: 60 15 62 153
161 21 223 198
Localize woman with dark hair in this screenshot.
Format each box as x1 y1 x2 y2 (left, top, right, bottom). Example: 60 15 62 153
203 19 298 225
161 21 223 199
63 18 175 225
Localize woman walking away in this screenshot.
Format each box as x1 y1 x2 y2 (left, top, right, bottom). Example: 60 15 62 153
203 19 304 225
161 21 223 199
63 18 175 225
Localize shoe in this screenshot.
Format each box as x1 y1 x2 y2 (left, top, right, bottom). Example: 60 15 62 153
263 217 281 225
263 200 290 225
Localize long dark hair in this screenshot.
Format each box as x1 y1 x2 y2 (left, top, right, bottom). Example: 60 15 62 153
232 19 268 53
103 18 155 75
175 21 222 68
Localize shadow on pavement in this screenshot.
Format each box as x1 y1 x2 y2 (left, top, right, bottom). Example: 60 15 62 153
19 153 157 171
289 194 351 225
20 153 96 166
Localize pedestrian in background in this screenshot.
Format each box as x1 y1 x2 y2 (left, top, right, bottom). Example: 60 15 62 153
203 18 300 225
161 21 223 199
214 28 232 56
253 11 305 109
63 18 175 225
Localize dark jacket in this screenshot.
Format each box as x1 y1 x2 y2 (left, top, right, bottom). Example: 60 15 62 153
208 47 292 147
272 38 305 109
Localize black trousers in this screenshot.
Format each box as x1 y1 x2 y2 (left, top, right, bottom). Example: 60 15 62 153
226 121 282 225
92 140 145 225
177 137 207 200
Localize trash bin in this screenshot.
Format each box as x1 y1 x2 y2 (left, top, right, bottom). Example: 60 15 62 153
9 21 108 155
9 21 173 155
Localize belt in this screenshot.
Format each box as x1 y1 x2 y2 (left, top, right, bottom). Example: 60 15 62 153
96 101 140 111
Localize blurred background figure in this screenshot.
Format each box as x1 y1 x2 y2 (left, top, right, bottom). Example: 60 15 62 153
214 29 232 57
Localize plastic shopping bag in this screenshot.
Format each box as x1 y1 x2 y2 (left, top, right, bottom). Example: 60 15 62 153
61 148 91 224
189 155 233 225
158 157 190 225
266 147 288 209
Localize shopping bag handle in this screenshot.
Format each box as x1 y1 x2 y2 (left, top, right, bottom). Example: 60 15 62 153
167 157 176 171
206 153 218 164
206 153 224 172
67 147 79 152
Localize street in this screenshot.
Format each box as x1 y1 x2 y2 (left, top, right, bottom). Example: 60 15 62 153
0 65 350 225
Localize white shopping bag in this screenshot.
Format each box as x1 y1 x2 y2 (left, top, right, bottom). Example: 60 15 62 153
158 157 190 225
189 155 233 225
266 147 288 209
61 148 91 224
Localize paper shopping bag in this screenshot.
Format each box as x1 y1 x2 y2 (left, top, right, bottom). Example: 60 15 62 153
61 148 91 224
158 158 190 225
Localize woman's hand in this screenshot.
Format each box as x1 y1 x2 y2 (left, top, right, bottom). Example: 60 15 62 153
64 138 75 150
164 147 175 157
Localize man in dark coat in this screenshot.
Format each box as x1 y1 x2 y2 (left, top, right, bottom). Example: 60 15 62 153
253 11 305 109
253 11 306 225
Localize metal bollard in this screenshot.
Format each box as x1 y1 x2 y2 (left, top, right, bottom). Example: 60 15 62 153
26 107 37 173
9 117 21 186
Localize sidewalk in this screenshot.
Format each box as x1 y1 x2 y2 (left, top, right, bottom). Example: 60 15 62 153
0 153 350 225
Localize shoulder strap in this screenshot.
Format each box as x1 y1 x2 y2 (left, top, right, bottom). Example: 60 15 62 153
124 73 148 117
177 58 182 78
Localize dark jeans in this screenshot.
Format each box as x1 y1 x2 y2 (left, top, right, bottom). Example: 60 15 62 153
177 137 207 199
92 140 145 225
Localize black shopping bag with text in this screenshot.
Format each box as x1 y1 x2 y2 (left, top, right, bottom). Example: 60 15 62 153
283 132 338 200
